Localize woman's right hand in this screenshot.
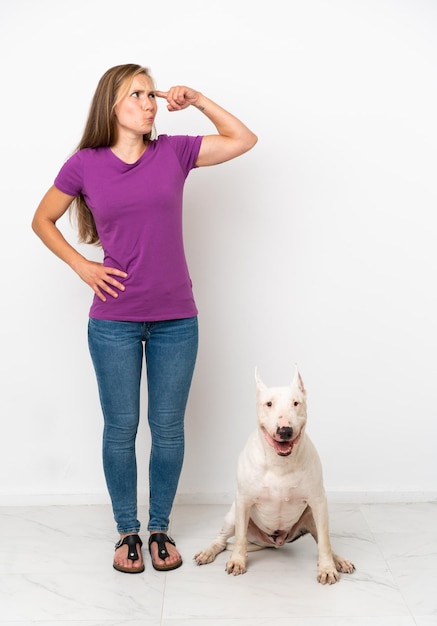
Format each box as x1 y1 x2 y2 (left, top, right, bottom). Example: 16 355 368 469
32 186 128 302
72 258 128 302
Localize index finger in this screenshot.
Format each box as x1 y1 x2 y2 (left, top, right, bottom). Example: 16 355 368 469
155 90 168 99
104 267 128 278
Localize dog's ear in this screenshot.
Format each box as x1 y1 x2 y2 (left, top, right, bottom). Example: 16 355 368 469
255 367 266 391
291 364 306 394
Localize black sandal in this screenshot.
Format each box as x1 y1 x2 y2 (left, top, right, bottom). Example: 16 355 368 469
113 534 145 573
148 533 182 571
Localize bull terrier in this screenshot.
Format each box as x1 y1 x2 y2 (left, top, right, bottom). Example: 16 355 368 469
194 367 355 584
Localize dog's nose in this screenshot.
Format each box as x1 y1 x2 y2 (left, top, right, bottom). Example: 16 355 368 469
276 426 293 440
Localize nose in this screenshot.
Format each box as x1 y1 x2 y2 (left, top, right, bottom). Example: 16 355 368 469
142 98 154 111
276 426 293 440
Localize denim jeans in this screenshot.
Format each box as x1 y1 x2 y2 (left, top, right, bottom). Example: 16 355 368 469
88 316 198 534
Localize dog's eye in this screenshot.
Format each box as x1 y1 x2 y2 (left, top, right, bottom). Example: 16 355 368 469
266 401 272 407
293 401 300 407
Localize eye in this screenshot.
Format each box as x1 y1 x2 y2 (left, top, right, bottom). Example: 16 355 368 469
266 401 272 407
131 91 140 98
149 92 156 99
293 401 300 407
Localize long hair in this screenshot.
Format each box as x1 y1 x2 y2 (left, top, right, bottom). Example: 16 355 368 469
70 64 156 244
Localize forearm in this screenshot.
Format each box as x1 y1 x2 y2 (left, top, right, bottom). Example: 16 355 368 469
156 86 257 165
193 93 257 146
32 185 89 274
32 215 128 301
192 93 257 166
32 216 87 273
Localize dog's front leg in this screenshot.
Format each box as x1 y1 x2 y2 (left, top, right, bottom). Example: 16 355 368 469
309 495 340 585
226 495 252 575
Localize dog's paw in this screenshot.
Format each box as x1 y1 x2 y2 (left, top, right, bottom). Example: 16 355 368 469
225 557 247 576
317 567 340 585
194 549 217 565
335 556 355 574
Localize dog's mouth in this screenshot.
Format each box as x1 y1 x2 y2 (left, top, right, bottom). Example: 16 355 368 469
262 428 302 456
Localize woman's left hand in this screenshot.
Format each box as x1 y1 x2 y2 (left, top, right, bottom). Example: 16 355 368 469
155 85 257 166
155 86 201 111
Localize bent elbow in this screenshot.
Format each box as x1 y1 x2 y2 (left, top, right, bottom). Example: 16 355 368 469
31 215 40 235
31 213 53 239
244 131 258 153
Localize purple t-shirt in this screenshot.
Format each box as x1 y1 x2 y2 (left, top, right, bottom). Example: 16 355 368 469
54 134 203 321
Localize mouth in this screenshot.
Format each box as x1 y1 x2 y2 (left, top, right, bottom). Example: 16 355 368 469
262 427 301 456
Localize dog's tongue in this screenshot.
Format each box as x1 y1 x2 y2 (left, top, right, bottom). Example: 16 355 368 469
274 440 293 455
263 429 294 456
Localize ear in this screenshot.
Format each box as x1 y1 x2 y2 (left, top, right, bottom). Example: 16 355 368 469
291 364 306 394
255 367 266 391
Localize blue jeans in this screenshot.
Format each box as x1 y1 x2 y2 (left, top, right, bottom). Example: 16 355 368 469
88 317 198 534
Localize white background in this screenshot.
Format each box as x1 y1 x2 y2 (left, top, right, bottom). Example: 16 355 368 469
1 0 436 505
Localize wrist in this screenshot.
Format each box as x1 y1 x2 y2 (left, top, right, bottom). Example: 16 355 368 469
69 253 87 273
193 92 206 112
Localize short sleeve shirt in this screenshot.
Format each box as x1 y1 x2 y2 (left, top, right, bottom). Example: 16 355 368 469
54 134 203 321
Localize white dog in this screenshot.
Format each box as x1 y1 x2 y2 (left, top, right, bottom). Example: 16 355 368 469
194 367 355 584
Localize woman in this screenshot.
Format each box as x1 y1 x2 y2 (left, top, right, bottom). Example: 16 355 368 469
32 63 257 573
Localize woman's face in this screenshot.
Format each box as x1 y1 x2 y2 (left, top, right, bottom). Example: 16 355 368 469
114 74 157 137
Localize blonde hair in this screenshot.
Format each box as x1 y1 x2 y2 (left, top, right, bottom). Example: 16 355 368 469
70 64 156 244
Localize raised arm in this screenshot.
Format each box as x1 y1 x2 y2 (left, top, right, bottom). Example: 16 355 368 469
31 186 127 302
155 86 257 166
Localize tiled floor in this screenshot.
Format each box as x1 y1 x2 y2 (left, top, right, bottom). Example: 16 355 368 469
0 501 436 625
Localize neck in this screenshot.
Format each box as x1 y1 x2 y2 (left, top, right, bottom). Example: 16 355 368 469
111 137 148 164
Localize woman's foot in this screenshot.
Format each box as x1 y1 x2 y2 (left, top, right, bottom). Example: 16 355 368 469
148 532 182 571
113 534 145 573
